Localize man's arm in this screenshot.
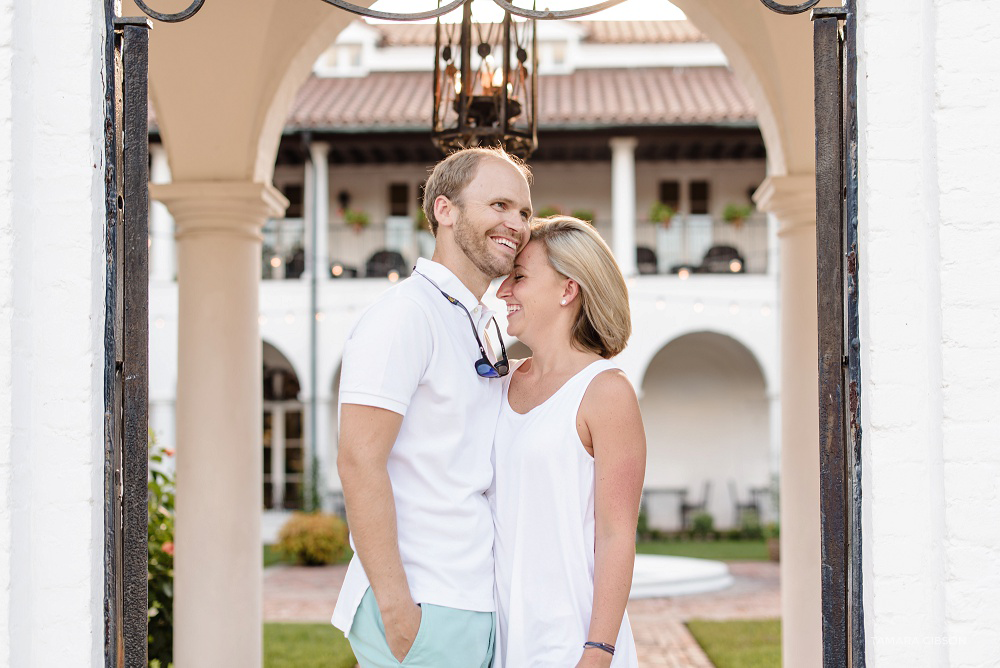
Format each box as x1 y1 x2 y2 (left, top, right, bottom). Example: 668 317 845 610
338 403 420 661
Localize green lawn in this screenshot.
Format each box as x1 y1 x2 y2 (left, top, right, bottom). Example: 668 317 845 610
636 538 769 561
687 619 781 668
263 623 356 668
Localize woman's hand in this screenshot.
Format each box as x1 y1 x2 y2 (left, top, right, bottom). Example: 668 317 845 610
574 648 614 668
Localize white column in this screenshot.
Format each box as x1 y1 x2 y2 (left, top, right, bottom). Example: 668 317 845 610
150 144 176 282
151 180 287 668
308 142 331 280
754 173 821 668
610 137 638 277
313 395 333 509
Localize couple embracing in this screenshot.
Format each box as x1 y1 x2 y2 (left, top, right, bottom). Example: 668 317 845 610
332 147 646 668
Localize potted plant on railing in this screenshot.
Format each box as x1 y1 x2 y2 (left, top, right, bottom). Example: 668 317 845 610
722 202 754 228
344 209 370 234
537 205 562 219
570 209 595 224
649 201 676 228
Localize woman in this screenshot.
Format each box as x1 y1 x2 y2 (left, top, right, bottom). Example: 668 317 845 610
490 216 646 667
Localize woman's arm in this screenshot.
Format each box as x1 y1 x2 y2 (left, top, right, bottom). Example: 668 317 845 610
576 370 647 668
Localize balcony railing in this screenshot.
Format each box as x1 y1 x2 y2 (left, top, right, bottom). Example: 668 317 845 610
616 213 770 275
261 213 769 280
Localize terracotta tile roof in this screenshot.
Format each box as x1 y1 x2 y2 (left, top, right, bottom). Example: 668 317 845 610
582 20 706 44
286 66 754 132
375 20 707 47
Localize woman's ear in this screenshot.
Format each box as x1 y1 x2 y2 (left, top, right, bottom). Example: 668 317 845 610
562 279 580 305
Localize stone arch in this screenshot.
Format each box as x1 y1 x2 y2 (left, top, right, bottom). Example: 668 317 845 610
131 0 371 182
670 0 814 176
639 330 771 530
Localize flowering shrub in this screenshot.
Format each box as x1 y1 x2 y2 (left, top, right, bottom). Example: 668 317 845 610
277 513 350 566
148 434 175 667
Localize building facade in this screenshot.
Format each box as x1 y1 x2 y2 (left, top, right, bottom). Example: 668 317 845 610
148 18 780 536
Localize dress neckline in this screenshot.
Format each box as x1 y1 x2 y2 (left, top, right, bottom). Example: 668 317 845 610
504 358 608 417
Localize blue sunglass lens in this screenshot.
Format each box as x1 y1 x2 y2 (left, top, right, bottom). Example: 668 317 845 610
476 360 500 378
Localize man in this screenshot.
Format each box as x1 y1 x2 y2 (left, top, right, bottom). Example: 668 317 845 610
332 147 533 667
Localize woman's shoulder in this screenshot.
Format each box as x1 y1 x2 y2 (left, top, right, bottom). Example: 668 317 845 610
585 365 633 397
580 366 638 417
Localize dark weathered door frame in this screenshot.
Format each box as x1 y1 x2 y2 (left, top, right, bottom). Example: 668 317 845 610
761 1 865 666
103 1 203 665
103 6 151 667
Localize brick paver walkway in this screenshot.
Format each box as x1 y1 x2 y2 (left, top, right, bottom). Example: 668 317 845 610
263 560 780 667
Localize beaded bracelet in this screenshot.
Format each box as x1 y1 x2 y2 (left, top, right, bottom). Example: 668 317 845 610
583 641 616 655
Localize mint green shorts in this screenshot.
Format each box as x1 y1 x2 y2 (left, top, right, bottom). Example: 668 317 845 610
348 587 495 668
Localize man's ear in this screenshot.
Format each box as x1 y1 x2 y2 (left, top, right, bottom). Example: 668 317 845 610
433 195 457 230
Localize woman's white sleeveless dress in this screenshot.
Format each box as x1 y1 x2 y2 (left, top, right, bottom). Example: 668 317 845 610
490 359 638 668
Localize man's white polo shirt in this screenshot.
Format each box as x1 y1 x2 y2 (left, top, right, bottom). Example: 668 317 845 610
331 258 504 636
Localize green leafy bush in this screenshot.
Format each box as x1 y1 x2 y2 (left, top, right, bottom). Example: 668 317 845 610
691 511 715 539
148 434 175 667
277 513 350 566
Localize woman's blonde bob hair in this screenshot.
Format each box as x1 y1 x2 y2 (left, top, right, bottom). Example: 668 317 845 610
530 216 631 359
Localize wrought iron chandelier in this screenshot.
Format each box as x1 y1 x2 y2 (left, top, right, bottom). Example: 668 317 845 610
430 3 537 157
322 1 632 158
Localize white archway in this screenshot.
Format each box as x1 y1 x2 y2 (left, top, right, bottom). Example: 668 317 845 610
639 331 772 530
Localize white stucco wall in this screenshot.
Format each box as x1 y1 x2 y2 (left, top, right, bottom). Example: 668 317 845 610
0 1 106 666
860 0 1000 665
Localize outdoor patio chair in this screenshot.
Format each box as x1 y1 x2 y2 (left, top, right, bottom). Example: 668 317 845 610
364 249 408 278
729 479 761 527
636 245 659 275
680 480 712 530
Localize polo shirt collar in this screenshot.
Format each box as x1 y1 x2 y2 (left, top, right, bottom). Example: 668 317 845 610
414 258 484 314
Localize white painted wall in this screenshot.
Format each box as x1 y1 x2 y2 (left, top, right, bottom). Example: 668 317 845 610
0 0 106 666
860 0 1000 665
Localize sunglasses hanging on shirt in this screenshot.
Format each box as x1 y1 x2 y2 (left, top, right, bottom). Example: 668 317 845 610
414 270 510 378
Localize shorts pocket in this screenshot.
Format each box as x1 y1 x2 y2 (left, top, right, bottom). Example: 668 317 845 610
400 603 432 666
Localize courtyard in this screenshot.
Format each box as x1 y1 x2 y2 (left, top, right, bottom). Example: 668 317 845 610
263 559 780 667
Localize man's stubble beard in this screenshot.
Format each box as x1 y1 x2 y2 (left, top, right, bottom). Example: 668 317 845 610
452 205 515 279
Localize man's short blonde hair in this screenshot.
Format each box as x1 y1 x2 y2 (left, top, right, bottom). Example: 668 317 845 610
530 216 632 358
422 147 532 236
